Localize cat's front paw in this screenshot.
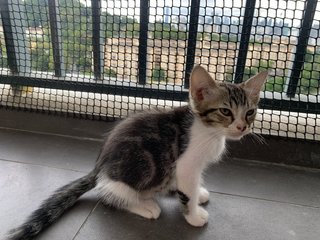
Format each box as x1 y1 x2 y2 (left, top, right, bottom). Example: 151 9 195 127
184 206 209 227
199 187 210 204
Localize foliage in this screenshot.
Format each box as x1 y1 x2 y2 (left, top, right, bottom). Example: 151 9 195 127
233 50 320 95
211 33 237 42
225 59 284 93
150 21 187 40
30 40 54 71
299 49 320 95
104 68 117 77
24 0 48 28
151 66 166 83
224 66 234 83
266 76 285 93
242 59 284 92
23 0 139 75
102 13 139 38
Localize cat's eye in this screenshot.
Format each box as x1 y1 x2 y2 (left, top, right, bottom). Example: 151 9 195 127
246 109 255 116
219 108 232 116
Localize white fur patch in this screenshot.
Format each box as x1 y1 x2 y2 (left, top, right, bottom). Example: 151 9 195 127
187 117 226 165
176 118 226 186
96 176 139 208
176 117 226 222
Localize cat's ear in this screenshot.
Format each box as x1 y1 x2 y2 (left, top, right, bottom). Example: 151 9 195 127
190 65 217 102
241 71 268 98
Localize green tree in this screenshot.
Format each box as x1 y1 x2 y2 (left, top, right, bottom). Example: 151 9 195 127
24 0 49 27
299 49 320 95
150 21 187 40
225 59 285 93
104 68 117 77
30 41 54 71
24 0 93 73
101 13 139 38
151 65 166 83
210 33 237 42
24 0 138 74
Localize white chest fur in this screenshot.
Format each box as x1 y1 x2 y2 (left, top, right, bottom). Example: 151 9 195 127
181 118 226 167
175 117 226 220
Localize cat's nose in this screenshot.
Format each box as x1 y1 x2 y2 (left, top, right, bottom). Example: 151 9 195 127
236 124 247 132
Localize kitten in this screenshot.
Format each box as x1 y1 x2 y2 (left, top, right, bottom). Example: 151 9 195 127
8 66 267 239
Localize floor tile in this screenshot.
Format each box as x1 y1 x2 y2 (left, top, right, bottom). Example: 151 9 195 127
0 160 98 240
0 129 101 172
0 109 114 139
205 159 320 207
74 193 320 240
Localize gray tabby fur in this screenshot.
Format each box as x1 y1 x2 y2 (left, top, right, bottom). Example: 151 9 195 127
8 65 267 239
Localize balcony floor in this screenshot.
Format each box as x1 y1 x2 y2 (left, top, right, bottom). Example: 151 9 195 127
0 109 319 240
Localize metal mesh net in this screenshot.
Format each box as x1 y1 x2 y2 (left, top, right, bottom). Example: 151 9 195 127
0 0 319 140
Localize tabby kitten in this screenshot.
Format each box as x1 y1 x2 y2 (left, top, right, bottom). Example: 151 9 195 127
8 66 267 239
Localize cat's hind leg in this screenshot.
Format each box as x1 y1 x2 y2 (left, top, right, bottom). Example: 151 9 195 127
96 177 161 219
127 198 161 219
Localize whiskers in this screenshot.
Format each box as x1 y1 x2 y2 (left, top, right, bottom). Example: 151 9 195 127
248 132 267 145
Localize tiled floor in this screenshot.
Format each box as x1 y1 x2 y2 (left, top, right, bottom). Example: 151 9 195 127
1 110 320 240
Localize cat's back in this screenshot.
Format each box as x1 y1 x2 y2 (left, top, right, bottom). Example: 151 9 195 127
107 105 192 140
96 106 193 165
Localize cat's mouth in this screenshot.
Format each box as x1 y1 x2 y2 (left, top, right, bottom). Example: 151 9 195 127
227 130 250 140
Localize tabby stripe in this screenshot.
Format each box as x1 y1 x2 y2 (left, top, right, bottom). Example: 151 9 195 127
177 190 189 205
225 84 248 107
199 108 217 117
230 95 239 107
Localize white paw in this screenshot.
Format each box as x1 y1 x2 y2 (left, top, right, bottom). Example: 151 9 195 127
199 187 210 204
184 206 209 227
144 199 161 219
128 199 161 219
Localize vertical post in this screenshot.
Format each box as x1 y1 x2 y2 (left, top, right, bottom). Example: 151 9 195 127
234 0 256 83
48 0 65 77
184 0 200 89
286 0 318 97
0 0 31 75
92 0 103 80
138 0 149 85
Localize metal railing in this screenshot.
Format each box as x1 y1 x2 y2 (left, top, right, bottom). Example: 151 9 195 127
0 0 319 139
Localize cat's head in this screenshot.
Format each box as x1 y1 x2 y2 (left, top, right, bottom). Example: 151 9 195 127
189 65 268 140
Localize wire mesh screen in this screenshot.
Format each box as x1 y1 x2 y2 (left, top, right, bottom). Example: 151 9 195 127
0 0 319 141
